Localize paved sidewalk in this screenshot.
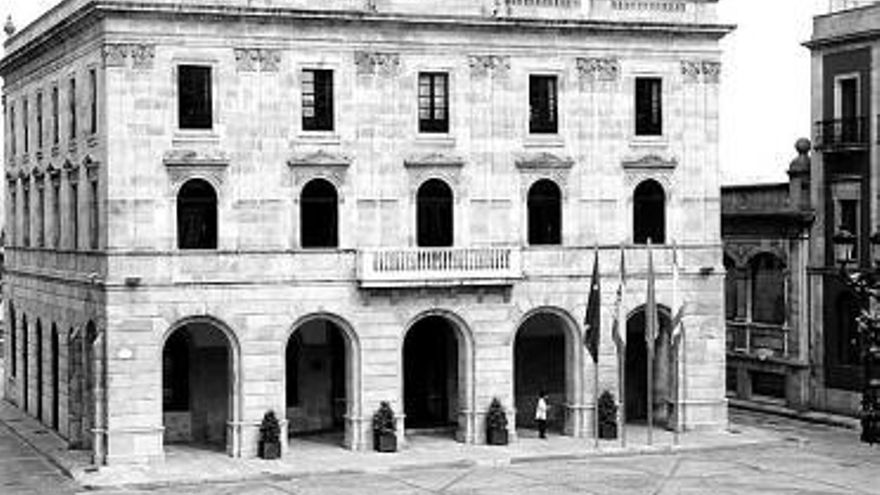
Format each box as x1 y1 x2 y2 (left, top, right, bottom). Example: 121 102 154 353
0 399 786 490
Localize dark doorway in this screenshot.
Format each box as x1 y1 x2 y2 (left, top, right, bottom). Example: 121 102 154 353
36 320 43 422
177 179 217 250
514 313 567 433
527 180 562 245
625 307 672 425
633 179 665 245
404 316 459 429
51 324 59 431
300 179 339 248
162 322 232 449
416 179 453 247
286 319 347 439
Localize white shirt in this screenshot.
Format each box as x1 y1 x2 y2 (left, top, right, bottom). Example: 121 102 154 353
535 397 548 420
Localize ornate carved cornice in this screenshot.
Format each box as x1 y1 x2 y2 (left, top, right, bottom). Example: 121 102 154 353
288 149 352 168
102 43 155 70
576 57 620 82
234 48 282 72
468 55 510 79
514 152 574 170
403 152 465 168
681 59 720 84
355 51 401 77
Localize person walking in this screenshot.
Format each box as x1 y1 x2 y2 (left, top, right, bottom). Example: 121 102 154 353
535 390 548 439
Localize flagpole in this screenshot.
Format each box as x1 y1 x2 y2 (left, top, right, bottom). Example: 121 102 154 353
672 240 680 447
646 240 654 447
618 244 626 449
594 358 600 450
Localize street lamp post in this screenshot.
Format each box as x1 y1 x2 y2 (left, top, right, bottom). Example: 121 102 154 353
832 229 880 444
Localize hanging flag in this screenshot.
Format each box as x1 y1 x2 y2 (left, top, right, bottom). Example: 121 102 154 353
645 241 658 356
670 241 685 349
584 247 601 363
611 244 626 355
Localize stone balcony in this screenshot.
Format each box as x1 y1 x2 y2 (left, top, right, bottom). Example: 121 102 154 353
357 246 523 288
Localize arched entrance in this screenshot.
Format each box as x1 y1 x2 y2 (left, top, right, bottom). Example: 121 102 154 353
633 179 666 245
513 310 579 435
300 179 339 248
162 319 236 451
625 306 673 426
403 314 471 439
286 317 351 445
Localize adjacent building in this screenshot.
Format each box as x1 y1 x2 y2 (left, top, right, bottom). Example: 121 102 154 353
806 1 880 416
2 0 732 465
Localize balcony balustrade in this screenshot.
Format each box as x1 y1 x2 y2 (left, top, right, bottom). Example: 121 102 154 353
814 117 869 150
357 246 522 288
726 320 790 359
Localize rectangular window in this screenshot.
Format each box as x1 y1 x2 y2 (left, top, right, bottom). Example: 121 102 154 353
69 78 77 140
178 65 213 130
70 182 78 250
9 103 16 156
89 180 99 250
23 98 29 154
37 183 45 248
418 72 449 133
36 92 43 150
89 69 97 134
635 77 663 136
529 75 558 134
52 86 59 145
22 185 30 247
301 69 334 131
52 181 60 248
840 198 859 260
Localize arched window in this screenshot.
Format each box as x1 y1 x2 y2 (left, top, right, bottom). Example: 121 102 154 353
177 179 217 249
750 253 785 325
300 179 338 248
9 303 16 378
417 179 453 247
633 179 665 245
527 179 562 245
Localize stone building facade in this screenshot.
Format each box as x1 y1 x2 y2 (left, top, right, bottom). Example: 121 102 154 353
722 140 814 411
1 0 731 465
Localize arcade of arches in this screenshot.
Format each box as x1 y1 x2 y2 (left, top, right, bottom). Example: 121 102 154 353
403 315 462 433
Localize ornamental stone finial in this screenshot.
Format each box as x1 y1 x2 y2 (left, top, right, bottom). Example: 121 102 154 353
4 15 15 36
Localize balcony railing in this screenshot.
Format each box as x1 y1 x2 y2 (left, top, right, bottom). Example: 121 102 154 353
726 320 790 359
357 246 522 288
814 117 869 150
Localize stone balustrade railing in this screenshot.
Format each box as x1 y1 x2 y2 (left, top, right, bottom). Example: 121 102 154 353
358 246 523 288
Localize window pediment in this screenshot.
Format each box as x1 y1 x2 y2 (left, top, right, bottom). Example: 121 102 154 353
514 152 574 170
163 148 230 168
622 153 677 170
404 152 464 168
288 149 351 168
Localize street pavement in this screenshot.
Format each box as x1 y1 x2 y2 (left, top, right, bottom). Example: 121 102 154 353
0 408 878 494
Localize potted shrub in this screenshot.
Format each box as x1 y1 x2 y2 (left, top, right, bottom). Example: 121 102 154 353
258 410 282 459
485 397 509 445
372 401 397 453
597 390 618 440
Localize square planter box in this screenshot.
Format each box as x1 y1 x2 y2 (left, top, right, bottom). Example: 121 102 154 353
487 428 508 446
374 431 397 452
259 441 281 459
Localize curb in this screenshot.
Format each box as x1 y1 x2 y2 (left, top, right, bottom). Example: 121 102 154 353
729 400 860 430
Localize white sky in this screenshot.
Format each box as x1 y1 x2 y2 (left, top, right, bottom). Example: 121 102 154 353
0 0 830 185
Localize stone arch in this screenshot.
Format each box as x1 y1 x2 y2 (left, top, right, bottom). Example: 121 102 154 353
510 306 583 437
401 308 475 443
160 315 241 454
284 312 362 450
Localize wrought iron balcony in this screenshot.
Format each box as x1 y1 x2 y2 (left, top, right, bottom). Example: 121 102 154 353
814 117 869 150
357 246 522 288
